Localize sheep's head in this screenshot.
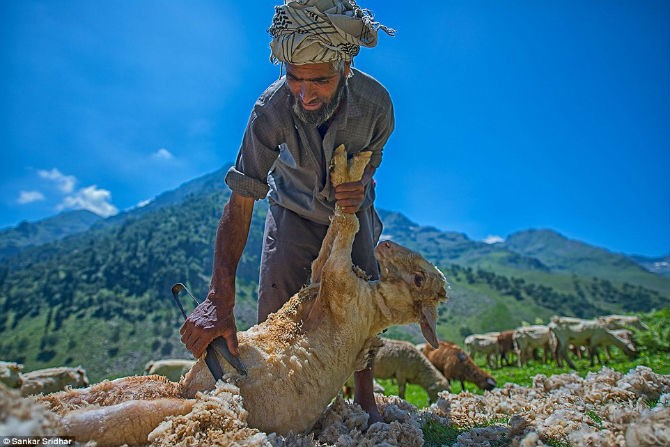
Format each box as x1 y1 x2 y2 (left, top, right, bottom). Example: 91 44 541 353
374 240 448 348
454 350 497 391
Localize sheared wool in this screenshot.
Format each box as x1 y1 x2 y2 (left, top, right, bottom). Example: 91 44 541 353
429 366 669 447
4 366 668 447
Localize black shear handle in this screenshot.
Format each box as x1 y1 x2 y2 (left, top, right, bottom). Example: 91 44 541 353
171 283 247 378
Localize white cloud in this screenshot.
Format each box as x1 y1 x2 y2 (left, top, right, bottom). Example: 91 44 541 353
484 235 504 244
38 168 76 193
152 148 174 161
17 190 45 204
59 185 119 217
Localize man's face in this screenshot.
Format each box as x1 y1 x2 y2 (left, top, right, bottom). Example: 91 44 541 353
286 62 349 126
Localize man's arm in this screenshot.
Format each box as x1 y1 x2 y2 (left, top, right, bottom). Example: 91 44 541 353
180 192 255 358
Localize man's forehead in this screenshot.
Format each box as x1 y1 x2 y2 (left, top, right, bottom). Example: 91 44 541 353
286 62 339 80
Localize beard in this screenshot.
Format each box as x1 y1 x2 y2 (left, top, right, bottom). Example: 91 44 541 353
291 78 346 127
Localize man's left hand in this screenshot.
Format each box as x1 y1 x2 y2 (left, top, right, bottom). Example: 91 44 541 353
334 181 365 214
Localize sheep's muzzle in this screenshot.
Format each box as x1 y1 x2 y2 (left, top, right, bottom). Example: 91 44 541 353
420 304 439 349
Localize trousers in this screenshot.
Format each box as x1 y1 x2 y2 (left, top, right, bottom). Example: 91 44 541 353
257 203 382 323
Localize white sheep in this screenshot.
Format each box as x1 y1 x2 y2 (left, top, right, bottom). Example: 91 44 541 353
463 332 499 369
597 314 649 331
36 146 448 446
512 325 551 367
19 366 89 396
371 338 450 403
144 359 195 382
0 361 23 389
549 316 637 368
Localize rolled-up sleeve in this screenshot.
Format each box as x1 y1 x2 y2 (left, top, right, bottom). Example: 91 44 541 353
367 100 394 169
225 109 280 200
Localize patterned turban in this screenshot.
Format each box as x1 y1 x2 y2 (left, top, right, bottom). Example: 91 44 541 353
268 0 395 65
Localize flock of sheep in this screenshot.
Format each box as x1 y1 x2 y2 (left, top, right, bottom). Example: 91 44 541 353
465 314 644 371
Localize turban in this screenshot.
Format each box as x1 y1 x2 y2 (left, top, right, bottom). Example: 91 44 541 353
268 0 395 65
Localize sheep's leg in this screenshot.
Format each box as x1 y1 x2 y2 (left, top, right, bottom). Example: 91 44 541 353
310 146 371 284
308 147 371 321
317 210 361 315
397 378 406 399
62 398 194 447
560 342 577 369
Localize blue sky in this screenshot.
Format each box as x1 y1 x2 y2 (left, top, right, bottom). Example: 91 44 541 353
1 0 668 257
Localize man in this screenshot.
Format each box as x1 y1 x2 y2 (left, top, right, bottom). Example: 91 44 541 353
180 0 394 425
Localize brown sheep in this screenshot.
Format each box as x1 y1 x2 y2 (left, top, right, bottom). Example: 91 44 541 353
497 330 516 367
422 341 496 392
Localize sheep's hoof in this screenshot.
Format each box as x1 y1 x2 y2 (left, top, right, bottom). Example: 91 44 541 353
330 145 372 186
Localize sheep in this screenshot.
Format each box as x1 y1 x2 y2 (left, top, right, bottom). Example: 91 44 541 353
144 359 195 382
512 325 552 367
422 341 496 392
497 330 516 367
368 338 450 403
20 366 89 396
600 328 635 361
463 332 499 369
35 146 448 446
0 361 23 389
597 314 649 331
549 317 637 369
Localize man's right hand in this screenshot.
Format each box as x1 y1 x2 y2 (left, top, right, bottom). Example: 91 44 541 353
180 192 254 360
180 295 239 359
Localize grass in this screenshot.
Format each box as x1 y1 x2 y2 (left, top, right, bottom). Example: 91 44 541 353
380 350 669 411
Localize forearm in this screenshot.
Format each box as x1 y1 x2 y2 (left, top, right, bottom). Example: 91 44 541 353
208 192 255 309
361 164 376 186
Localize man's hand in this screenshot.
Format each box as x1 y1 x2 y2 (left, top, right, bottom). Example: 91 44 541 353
180 294 239 359
334 181 365 214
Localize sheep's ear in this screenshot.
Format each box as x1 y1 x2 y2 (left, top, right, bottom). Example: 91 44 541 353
457 351 467 362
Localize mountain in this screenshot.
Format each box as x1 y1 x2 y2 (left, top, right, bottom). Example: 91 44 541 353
0 209 102 259
0 169 667 382
503 229 669 293
629 254 670 277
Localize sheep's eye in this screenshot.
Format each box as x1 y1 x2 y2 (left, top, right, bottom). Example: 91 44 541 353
414 272 425 288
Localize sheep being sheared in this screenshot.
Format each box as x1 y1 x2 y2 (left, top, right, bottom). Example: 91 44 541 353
38 145 448 446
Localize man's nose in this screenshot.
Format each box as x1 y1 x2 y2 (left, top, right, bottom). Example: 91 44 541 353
299 82 315 101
